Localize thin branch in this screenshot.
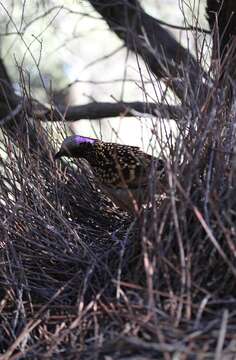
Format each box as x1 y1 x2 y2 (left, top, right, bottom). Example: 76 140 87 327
155 17 210 34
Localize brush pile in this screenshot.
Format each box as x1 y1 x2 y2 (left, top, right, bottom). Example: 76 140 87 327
1 91 236 359
1 1 236 359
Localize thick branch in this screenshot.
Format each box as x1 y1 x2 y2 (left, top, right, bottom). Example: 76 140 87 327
51 102 182 122
206 0 236 82
1 100 182 124
88 0 208 100
207 0 236 58
0 58 52 158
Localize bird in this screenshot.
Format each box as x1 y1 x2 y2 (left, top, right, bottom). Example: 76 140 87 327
54 135 165 214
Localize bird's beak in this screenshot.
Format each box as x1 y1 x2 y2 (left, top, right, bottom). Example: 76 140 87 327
54 150 62 160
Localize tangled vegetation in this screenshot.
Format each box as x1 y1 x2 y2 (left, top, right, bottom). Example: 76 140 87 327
1 1 236 359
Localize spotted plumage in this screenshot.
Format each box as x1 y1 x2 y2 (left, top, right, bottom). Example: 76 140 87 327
55 135 165 212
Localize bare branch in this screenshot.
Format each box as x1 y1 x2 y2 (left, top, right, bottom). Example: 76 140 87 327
1 99 182 124
49 101 183 122
0 59 52 158
206 0 236 84
88 0 209 101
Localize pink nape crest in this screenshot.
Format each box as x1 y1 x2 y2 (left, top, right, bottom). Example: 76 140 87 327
74 135 97 145
62 135 97 148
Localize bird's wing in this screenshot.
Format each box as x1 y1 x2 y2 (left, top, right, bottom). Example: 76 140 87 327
93 142 164 188
103 143 156 188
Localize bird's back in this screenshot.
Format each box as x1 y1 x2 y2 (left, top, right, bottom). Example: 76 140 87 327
90 142 163 189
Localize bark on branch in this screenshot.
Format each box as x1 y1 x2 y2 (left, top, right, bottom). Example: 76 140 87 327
88 0 208 101
0 100 182 124
0 58 52 158
49 102 183 122
207 0 236 82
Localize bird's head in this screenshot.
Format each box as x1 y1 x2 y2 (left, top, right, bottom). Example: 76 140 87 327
54 135 98 160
